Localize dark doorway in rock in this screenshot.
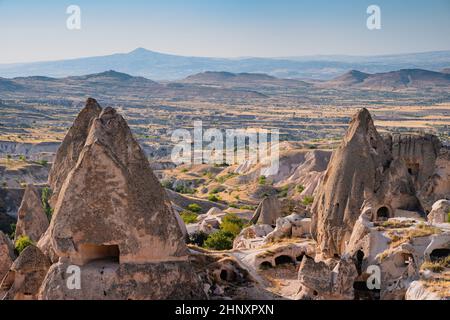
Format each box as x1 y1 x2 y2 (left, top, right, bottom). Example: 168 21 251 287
353 281 380 300
406 163 420 177
355 250 365 275
376 206 390 220
296 254 304 262
274 255 294 266
430 249 450 262
259 261 273 270
79 244 120 264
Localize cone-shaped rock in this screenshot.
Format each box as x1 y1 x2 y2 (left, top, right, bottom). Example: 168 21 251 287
14 184 49 243
1 245 51 300
311 108 392 257
49 106 187 265
0 231 15 283
250 195 282 226
48 98 102 206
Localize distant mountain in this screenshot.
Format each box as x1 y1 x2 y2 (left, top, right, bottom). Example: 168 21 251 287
323 69 450 90
1 48 450 80
441 68 450 74
2 70 266 101
180 71 310 89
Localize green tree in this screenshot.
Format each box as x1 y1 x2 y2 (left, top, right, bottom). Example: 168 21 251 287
204 231 234 250
187 203 202 213
15 235 34 254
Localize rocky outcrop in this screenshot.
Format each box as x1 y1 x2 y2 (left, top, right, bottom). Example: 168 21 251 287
39 260 205 300
250 195 282 226
388 133 441 191
296 255 357 300
1 245 51 300
48 106 187 264
39 100 205 300
419 149 450 212
14 184 49 243
263 214 311 244
311 108 428 258
47 98 102 206
428 199 450 224
311 108 393 257
0 231 15 282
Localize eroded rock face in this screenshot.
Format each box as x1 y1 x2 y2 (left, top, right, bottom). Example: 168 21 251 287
250 195 282 226
1 245 51 300
428 199 450 224
311 108 432 258
419 149 450 213
0 231 15 282
39 260 206 300
296 255 357 300
14 184 49 243
389 133 441 191
48 98 102 206
49 106 187 265
311 109 392 257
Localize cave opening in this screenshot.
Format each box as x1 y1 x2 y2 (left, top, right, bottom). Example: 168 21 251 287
274 255 294 266
78 244 120 264
430 249 450 262
376 206 390 220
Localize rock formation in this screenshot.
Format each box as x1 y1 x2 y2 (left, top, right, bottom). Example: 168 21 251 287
250 195 282 226
14 184 49 243
428 199 450 224
38 99 205 299
311 108 429 258
1 245 51 300
47 98 102 207
0 231 15 283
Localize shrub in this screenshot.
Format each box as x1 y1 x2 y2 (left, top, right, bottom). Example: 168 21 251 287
258 176 267 185
302 195 314 206
6 154 11 161
161 180 172 189
447 211 450 223
188 231 209 247
15 235 34 254
239 205 256 210
204 231 234 250
41 187 53 220
180 168 189 173
175 185 195 194
220 213 245 236
229 203 238 208
187 203 202 213
18 155 26 162
180 211 198 224
36 159 48 166
208 194 220 202
296 185 305 193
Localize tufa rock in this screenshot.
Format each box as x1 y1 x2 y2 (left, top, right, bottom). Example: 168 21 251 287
250 195 282 226
427 199 450 224
1 245 51 300
49 106 187 265
0 231 15 283
48 98 102 206
14 184 49 243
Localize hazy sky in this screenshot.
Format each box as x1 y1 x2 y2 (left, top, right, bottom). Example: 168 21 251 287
0 0 449 63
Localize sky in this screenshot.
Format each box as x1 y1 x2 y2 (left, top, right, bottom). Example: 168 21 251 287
0 0 449 63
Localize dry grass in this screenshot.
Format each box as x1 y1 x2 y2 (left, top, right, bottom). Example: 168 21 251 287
421 256 450 273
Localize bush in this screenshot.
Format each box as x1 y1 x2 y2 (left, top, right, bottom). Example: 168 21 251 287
9 223 16 240
302 195 314 206
447 211 450 223
204 231 234 250
161 180 172 189
188 231 209 247
18 155 26 162
208 194 220 202
180 210 198 224
15 235 34 254
41 187 53 220
296 185 305 193
175 185 195 194
36 159 48 166
258 176 267 185
220 213 245 236
187 203 202 213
